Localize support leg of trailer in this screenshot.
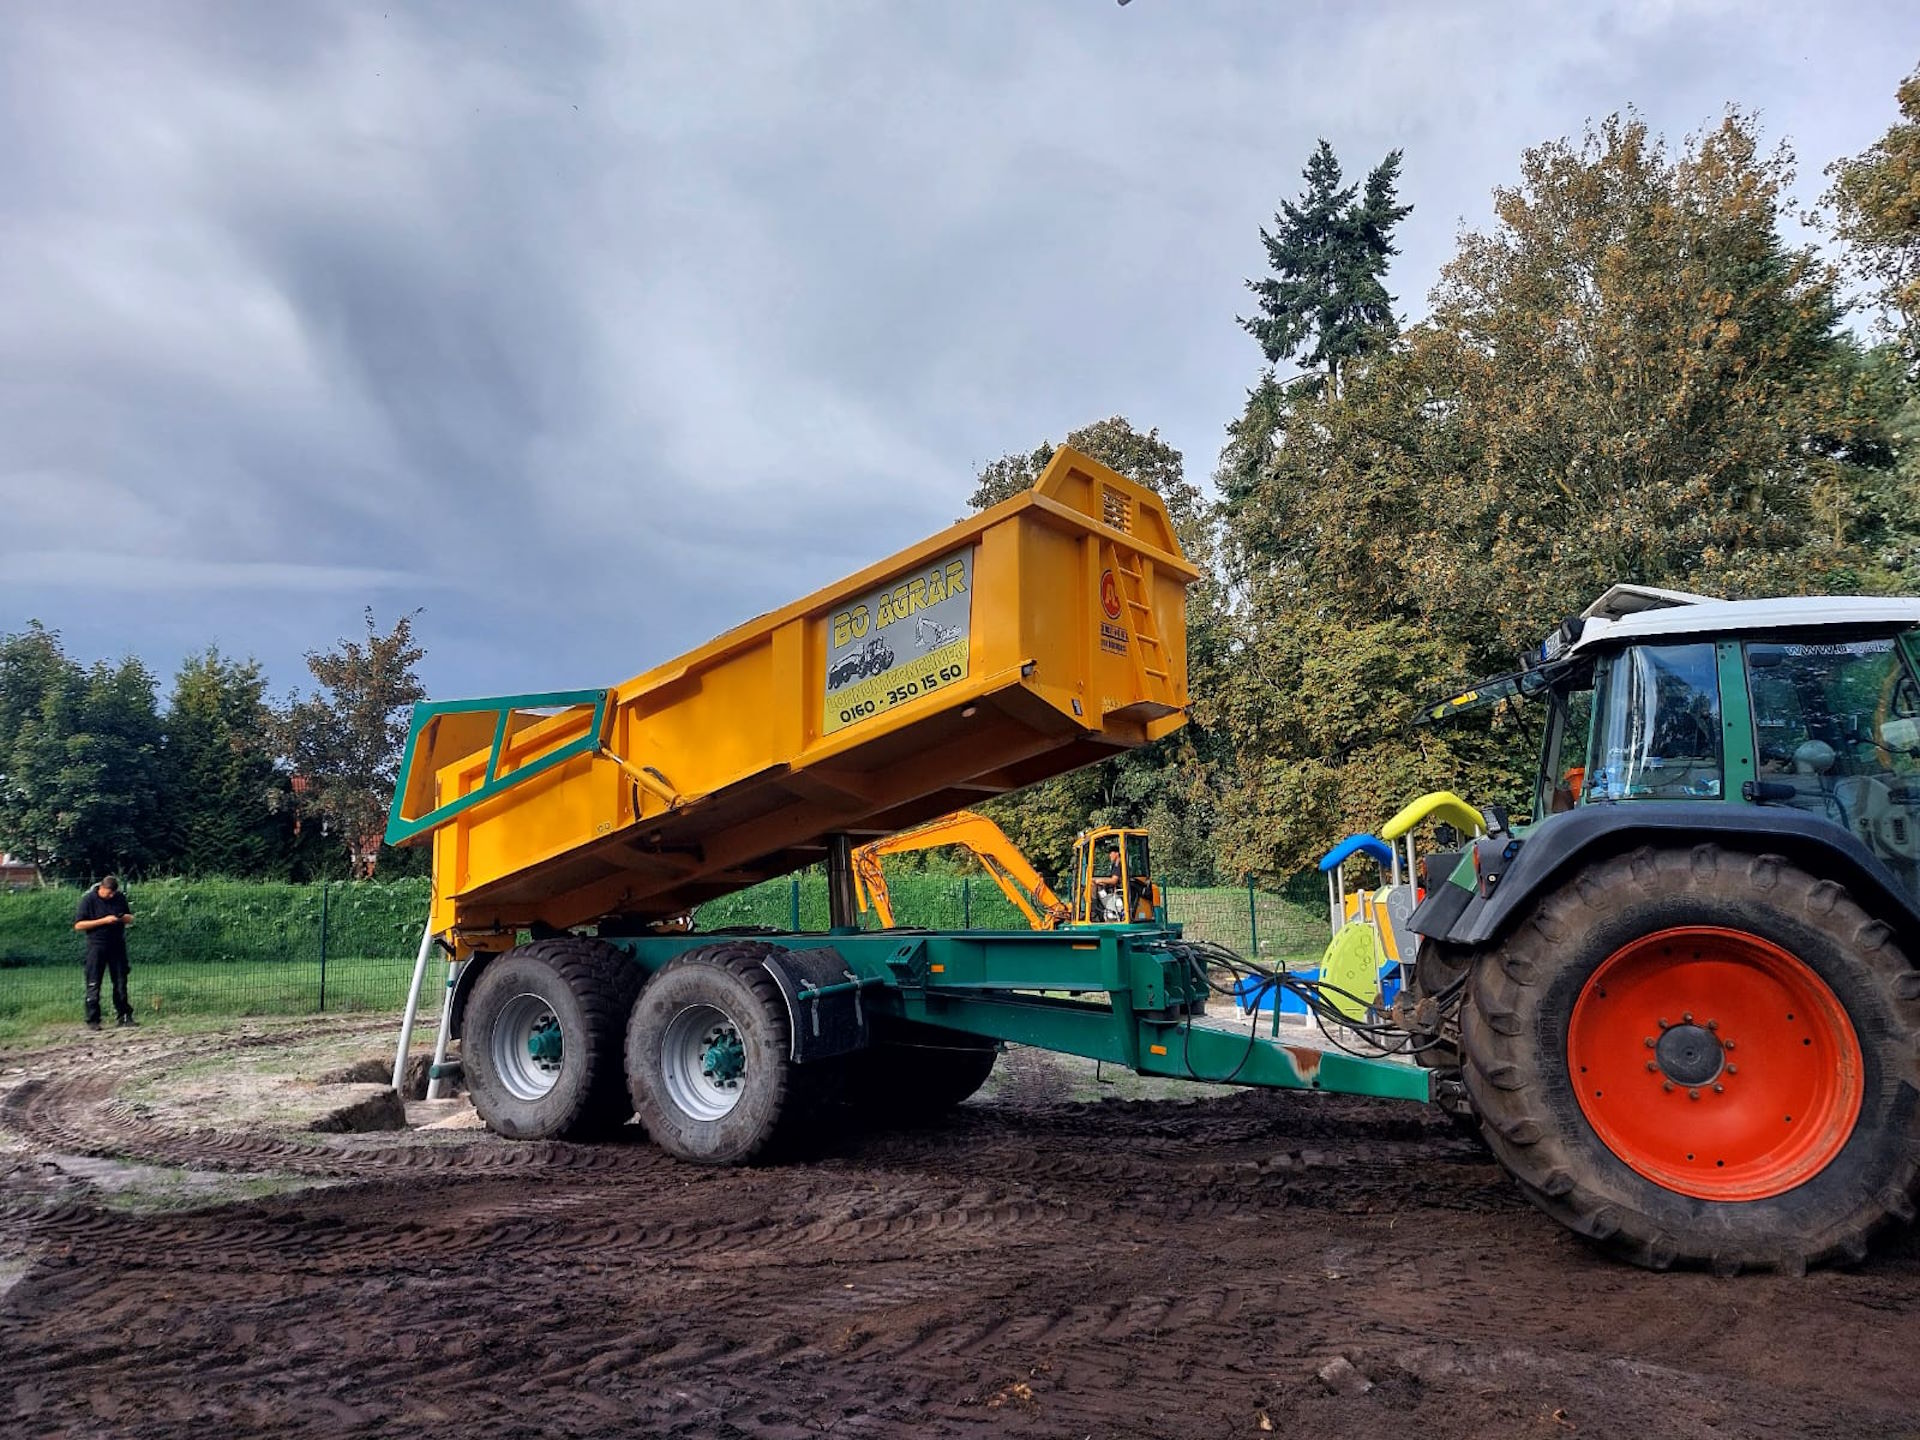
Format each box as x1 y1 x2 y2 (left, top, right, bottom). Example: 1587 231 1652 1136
424 959 464 1101
392 921 436 1095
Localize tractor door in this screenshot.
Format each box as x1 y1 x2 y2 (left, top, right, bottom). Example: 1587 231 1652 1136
1746 633 1920 904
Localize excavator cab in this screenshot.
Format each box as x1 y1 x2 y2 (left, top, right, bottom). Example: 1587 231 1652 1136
1068 827 1159 926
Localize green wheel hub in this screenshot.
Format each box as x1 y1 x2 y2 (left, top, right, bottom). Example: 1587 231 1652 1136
702 1033 745 1084
527 1017 563 1063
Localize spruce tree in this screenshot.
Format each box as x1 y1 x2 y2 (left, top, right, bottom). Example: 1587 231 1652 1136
1241 140 1411 397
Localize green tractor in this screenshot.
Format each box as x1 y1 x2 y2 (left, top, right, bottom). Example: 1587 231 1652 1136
1401 585 1920 1272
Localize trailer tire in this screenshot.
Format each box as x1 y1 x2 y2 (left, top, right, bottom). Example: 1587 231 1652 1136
463 938 641 1141
1462 845 1920 1273
627 941 808 1164
848 1023 998 1124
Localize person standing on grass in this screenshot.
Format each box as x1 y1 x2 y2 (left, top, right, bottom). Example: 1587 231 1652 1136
73 875 136 1029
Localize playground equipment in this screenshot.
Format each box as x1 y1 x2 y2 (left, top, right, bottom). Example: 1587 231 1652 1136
386 447 1427 1168
1237 793 1482 1026
851 810 1157 931
1397 584 1920 1271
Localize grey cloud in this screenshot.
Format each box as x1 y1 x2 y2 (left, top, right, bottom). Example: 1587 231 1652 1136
3 0 1917 700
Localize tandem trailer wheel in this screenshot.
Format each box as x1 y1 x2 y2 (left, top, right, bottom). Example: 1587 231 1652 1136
462 937 643 1141
626 940 817 1164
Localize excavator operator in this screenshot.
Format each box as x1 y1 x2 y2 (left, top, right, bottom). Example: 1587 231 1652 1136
1091 843 1127 922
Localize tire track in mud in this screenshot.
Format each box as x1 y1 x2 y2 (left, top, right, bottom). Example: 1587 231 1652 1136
8 1027 1920 1439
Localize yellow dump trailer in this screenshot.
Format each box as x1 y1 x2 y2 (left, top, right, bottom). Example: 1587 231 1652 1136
388 447 1198 947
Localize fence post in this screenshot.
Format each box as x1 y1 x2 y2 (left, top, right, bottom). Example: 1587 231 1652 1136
317 880 330 1012
962 874 971 929
1247 876 1259 960
790 874 801 932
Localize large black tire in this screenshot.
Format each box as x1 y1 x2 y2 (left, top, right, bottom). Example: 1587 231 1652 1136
627 940 812 1164
845 1021 998 1126
464 937 642 1141
1463 845 1920 1273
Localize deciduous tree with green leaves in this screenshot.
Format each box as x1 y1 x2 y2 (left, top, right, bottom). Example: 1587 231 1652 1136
1213 111 1900 877
277 610 427 879
1828 62 1920 361
162 649 292 877
0 624 167 882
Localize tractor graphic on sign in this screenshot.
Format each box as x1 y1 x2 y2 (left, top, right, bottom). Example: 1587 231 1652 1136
828 636 895 691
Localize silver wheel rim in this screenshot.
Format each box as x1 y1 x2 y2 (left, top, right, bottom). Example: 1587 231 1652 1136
661 1003 747 1121
492 992 565 1102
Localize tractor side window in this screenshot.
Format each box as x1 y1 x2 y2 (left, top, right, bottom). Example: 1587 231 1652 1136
1747 638 1920 899
1584 644 1723 802
1538 672 1596 817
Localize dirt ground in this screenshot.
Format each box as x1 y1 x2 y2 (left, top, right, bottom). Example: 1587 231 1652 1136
2 1019 1918 1439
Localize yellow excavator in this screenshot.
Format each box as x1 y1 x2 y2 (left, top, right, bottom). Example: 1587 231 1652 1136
852 810 1159 929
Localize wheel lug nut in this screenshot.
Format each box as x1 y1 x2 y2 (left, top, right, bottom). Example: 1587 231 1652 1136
1646 1061 1660 1072
1724 1040 1735 1051
1663 1081 1675 1093
1645 1037 1657 1049
1726 1064 1737 1075
1713 1083 1724 1094
1706 1019 1718 1031
1658 1017 1671 1030
1683 1012 1694 1024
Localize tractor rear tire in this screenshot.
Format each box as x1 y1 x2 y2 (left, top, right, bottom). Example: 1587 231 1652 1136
626 941 811 1164
847 1022 998 1125
463 938 641 1141
1462 845 1920 1273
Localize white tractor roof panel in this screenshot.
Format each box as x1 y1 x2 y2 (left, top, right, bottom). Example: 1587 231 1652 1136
1570 594 1920 656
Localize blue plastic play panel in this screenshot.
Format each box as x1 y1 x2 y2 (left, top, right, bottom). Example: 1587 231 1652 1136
1317 834 1394 873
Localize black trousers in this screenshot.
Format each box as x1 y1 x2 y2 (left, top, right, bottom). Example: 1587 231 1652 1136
84 951 132 1023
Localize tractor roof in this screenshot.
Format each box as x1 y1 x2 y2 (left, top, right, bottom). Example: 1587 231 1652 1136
1420 586 1920 728
1566 587 1920 657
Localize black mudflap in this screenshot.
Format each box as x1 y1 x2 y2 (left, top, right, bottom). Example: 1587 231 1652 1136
759 947 871 1064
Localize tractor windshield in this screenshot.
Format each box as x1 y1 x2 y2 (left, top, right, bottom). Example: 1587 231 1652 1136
1584 643 1723 802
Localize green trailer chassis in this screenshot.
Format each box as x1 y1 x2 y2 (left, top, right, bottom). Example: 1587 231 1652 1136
596 924 1429 1104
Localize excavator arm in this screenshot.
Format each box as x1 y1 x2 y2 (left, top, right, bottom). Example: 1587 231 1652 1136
853 810 1070 930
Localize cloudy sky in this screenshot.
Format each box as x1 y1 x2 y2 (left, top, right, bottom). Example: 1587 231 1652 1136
4 1 1916 702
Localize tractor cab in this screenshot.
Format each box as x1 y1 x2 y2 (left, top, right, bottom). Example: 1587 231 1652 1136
1066 827 1159 925
1421 585 1920 905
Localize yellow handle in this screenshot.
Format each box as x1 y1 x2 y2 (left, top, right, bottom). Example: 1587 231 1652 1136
1380 790 1484 842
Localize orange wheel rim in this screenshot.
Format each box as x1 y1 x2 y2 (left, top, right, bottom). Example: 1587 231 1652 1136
1566 926 1863 1201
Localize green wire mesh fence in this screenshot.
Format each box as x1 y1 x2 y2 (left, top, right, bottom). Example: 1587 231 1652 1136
0 871 1330 1036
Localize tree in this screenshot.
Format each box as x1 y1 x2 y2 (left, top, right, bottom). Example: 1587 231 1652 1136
1240 140 1412 398
0 625 167 881
1827 62 1920 360
278 610 427 878
966 416 1207 550
162 649 290 876
1212 111 1898 876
